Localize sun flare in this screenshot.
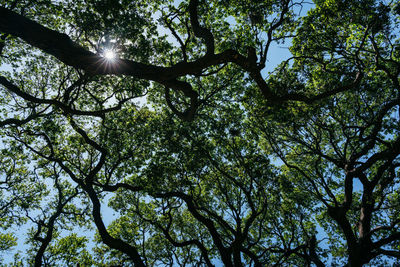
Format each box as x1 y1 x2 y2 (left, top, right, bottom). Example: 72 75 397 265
103 49 116 60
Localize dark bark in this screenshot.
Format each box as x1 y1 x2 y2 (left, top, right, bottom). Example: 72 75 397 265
84 184 146 267
0 76 125 118
0 4 361 121
188 0 215 56
34 185 79 266
153 191 234 267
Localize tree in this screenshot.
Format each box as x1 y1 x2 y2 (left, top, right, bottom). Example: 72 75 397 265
0 0 399 266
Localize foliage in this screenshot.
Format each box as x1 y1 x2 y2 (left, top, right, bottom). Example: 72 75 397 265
0 0 400 266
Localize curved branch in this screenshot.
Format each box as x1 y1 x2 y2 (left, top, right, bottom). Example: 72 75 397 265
0 76 122 118
85 184 146 267
372 231 400 249
153 191 233 267
0 6 224 79
164 80 199 121
0 5 366 119
0 111 47 127
188 0 215 55
376 248 400 259
34 184 79 267
0 6 277 107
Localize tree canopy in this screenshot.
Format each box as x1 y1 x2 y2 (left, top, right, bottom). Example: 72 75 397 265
0 0 400 266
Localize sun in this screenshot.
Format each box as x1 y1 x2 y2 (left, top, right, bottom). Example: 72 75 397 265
103 49 116 60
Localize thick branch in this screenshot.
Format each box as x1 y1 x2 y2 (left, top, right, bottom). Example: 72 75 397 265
327 206 357 250
153 191 233 267
376 248 400 259
188 0 215 55
0 7 224 79
373 231 400 249
85 185 146 267
0 5 365 119
308 235 325 267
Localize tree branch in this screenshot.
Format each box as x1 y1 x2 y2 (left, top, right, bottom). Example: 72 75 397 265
188 0 215 56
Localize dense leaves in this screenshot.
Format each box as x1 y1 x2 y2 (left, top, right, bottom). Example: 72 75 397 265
0 0 399 266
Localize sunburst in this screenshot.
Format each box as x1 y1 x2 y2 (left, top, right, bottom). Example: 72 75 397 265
103 49 116 60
